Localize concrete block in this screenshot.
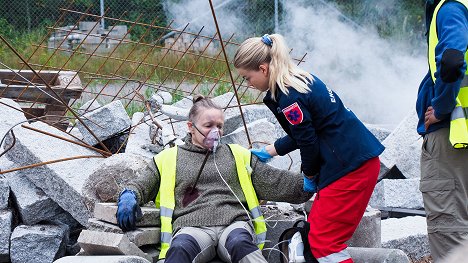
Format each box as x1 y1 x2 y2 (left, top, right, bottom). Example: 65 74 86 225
0 99 27 136
77 100 131 146
211 92 236 108
223 104 275 134
53 256 151 263
4 121 101 226
88 218 160 247
0 210 12 262
261 203 305 263
94 203 160 227
10 224 69 263
4 171 64 225
77 230 152 262
346 206 381 248
159 104 189 121
222 119 277 149
77 100 102 115
370 178 423 209
381 216 430 261
0 180 9 209
82 153 153 213
347 247 410 263
156 91 172 104
267 149 301 174
125 112 154 160
363 123 392 142
172 96 193 109
139 245 160 263
379 112 421 179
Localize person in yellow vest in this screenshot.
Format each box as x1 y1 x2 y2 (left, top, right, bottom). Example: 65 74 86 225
416 0 468 261
116 95 313 263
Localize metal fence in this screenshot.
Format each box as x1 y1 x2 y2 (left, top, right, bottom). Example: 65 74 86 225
0 0 282 40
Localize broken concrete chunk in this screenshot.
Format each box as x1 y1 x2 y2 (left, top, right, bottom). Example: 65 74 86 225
83 153 153 213
267 149 301 173
211 92 236 108
381 216 429 261
363 122 392 142
0 180 9 209
172 96 193 109
10 224 69 263
94 203 160 227
0 98 27 139
379 112 422 180
76 100 131 146
370 178 423 209
53 256 151 263
346 206 381 248
156 91 172 104
4 121 101 226
347 247 410 263
0 210 13 262
222 118 277 148
88 218 160 247
77 100 102 115
223 104 274 135
4 171 64 225
125 112 155 160
77 230 152 262
159 104 189 121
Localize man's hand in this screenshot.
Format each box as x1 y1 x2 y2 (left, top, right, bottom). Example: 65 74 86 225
425 106 441 131
116 189 142 232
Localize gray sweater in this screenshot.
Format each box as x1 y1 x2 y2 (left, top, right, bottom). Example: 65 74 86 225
126 135 311 232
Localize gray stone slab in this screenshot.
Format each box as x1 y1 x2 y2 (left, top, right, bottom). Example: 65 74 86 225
211 92 236 108
0 98 27 137
3 171 64 225
77 100 102 115
267 149 301 174
54 256 151 263
82 153 153 213
223 104 275 135
159 104 189 121
0 180 9 209
261 203 305 263
379 112 422 179
0 210 12 262
139 245 160 263
370 178 423 209
222 119 277 149
381 216 430 261
88 218 160 247
363 123 392 142
94 203 160 227
125 112 155 161
77 230 152 262
172 96 193 109
347 247 410 263
76 100 131 146
10 224 69 263
156 91 172 104
4 121 101 226
347 207 381 248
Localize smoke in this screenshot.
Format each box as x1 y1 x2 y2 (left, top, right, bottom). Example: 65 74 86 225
164 0 428 127
281 1 427 126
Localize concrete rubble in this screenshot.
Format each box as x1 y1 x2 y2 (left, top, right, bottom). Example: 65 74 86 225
0 93 433 262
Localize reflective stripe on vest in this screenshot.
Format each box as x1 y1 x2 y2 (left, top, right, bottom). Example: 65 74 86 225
317 248 351 263
153 146 178 259
428 0 468 148
153 144 267 259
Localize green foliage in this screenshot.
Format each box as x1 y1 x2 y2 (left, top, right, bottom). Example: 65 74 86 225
171 90 184 103
214 82 230 96
125 101 145 118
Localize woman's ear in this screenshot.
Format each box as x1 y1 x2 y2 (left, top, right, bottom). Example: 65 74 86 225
187 121 195 134
259 63 269 76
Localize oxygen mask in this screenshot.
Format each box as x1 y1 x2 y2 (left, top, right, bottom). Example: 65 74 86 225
194 125 221 152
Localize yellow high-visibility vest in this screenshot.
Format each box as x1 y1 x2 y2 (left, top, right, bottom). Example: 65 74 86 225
428 0 468 148
153 144 267 259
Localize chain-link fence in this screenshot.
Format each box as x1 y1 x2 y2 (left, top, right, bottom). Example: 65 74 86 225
0 0 283 41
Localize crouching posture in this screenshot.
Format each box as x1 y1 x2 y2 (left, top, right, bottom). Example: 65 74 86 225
116 95 312 263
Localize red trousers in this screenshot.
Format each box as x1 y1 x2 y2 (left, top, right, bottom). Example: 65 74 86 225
308 157 380 263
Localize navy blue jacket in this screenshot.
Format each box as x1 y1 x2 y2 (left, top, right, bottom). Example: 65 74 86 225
264 75 384 189
416 1 468 135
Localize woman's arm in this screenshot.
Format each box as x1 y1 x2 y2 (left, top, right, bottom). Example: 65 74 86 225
125 159 160 205
250 155 313 203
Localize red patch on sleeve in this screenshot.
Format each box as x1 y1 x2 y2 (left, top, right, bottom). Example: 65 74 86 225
282 102 304 125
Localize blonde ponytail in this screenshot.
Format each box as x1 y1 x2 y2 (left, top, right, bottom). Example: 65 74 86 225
234 33 313 100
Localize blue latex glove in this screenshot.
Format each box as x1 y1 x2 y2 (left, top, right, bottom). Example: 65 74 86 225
303 174 317 193
116 189 142 231
250 146 272 162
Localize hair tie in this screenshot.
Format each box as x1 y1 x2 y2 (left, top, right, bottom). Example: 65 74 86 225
261 34 273 47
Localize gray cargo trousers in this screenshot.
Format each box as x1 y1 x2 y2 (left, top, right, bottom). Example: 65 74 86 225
420 128 468 261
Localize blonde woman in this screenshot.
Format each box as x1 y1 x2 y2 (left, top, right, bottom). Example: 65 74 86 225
234 34 384 263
